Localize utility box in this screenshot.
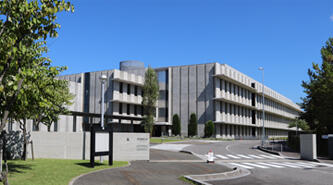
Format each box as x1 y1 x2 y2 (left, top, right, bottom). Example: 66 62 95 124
328 135 333 160
300 134 317 160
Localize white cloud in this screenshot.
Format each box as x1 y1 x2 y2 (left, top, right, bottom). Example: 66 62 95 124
330 15 333 21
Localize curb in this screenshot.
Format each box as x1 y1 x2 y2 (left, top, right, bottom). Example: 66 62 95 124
184 167 250 185
257 146 280 155
68 162 131 185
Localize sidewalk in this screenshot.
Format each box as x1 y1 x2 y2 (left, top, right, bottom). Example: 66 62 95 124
72 149 231 185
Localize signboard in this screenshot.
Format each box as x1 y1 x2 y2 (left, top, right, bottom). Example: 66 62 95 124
96 132 109 152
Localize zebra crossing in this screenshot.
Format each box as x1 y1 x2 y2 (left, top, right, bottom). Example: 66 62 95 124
213 153 285 160
227 161 333 170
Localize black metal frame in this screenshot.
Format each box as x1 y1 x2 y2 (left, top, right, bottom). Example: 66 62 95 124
68 111 143 167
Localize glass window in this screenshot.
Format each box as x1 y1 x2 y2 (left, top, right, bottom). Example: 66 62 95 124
119 82 123 93
134 105 137 116
119 103 123 114
127 104 130 115
54 121 58 132
134 86 138 96
127 84 130 95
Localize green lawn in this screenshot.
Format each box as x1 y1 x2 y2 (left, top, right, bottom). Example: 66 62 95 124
6 159 128 185
150 137 184 143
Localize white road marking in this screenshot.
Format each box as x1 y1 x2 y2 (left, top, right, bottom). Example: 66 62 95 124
269 154 284 159
243 162 270 169
284 162 315 168
216 154 229 159
256 162 285 168
237 154 252 159
259 155 277 159
229 163 254 169
269 162 301 168
227 154 241 159
248 154 264 159
308 162 333 168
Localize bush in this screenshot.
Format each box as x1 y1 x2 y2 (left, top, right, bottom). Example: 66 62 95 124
172 114 181 136
204 120 214 138
188 113 197 137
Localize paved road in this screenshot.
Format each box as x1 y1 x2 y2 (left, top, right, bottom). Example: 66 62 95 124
73 149 230 185
182 140 333 185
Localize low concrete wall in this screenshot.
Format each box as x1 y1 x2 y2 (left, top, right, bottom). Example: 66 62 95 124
27 132 149 161
300 134 317 160
113 132 149 161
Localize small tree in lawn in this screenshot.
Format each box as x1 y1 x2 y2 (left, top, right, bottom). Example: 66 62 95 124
172 114 181 136
204 120 214 138
188 113 197 137
142 67 159 136
288 118 310 134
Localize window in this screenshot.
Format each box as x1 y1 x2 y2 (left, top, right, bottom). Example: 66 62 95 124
134 105 138 116
54 121 58 132
127 84 130 95
127 104 130 115
220 79 223 91
134 86 138 96
32 120 39 131
119 103 123 114
119 82 123 93
73 116 76 132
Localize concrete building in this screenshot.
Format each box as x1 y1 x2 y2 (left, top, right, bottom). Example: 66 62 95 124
8 61 301 138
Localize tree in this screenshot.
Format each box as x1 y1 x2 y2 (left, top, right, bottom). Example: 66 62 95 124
188 113 197 137
172 114 181 136
142 67 159 136
11 64 73 160
0 0 74 131
288 118 310 134
204 120 214 138
0 1 74 183
300 38 333 134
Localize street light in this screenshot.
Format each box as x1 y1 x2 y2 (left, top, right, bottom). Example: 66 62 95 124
258 67 265 147
100 74 107 130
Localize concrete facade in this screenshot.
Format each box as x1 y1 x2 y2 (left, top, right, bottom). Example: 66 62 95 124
8 61 301 138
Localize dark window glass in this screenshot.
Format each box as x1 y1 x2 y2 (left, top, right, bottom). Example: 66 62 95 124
127 104 130 115
119 103 123 114
134 86 138 96
54 121 58 132
134 105 137 116
127 84 130 95
73 117 76 132
220 102 223 114
120 82 123 93
141 105 144 116
32 120 39 131
220 79 223 91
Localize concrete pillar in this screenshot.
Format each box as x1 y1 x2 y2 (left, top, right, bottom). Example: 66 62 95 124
300 134 317 160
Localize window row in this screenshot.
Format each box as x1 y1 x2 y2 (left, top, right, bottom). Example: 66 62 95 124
218 79 253 103
118 103 144 116
119 82 142 96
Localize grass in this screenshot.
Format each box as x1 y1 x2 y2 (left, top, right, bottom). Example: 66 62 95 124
6 159 128 185
150 137 184 143
178 176 197 185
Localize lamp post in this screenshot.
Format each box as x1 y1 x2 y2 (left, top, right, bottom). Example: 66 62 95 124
100 74 107 130
99 74 107 163
258 67 265 147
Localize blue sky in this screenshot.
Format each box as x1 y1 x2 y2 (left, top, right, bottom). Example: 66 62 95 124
48 0 333 103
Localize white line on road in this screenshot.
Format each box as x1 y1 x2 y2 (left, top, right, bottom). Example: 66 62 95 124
269 162 301 168
229 163 254 169
237 154 253 159
256 162 285 168
284 162 315 168
269 154 284 159
248 154 264 159
216 154 229 159
259 155 278 159
308 162 333 167
227 154 241 159
243 162 270 169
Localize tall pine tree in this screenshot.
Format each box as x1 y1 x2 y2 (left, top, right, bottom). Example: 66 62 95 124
301 38 333 134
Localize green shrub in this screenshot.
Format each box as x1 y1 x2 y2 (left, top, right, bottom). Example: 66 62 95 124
188 113 197 137
204 120 214 137
172 114 181 136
